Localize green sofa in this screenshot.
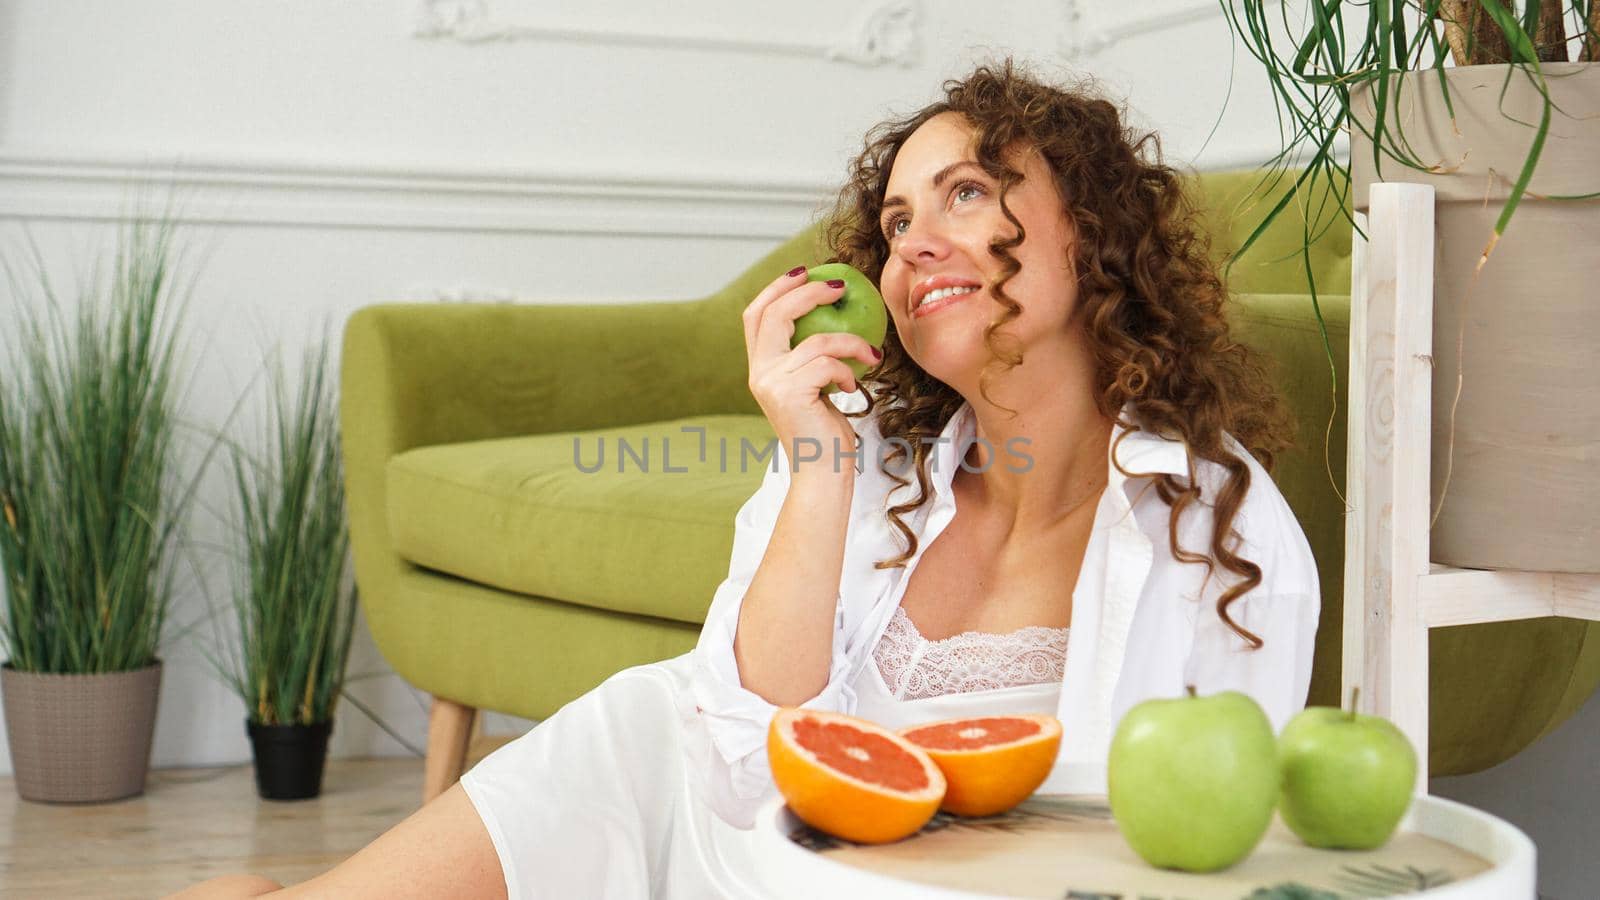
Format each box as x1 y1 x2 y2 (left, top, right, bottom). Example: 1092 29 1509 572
341 169 1600 801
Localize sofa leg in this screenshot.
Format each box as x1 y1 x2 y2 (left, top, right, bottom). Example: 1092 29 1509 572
423 695 477 803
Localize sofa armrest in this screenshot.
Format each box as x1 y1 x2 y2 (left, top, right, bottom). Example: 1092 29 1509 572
342 298 749 456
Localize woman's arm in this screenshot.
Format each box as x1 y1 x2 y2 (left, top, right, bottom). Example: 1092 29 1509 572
720 261 878 708
691 261 889 813
689 418 871 822
732 466 856 706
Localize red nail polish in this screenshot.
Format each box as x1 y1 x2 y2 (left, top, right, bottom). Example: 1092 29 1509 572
786 265 806 277
871 347 883 360
826 279 845 289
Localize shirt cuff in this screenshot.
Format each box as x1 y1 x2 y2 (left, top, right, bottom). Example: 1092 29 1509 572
689 631 858 799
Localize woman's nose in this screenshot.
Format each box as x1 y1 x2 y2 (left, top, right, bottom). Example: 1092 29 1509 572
894 218 953 264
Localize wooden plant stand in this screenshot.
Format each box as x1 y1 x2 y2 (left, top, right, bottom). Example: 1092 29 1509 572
1343 181 1600 782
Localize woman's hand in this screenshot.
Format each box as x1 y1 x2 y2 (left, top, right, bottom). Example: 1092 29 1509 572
742 266 880 478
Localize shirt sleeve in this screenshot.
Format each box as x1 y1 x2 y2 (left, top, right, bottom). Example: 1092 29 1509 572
1182 500 1322 734
1184 588 1320 733
688 430 861 827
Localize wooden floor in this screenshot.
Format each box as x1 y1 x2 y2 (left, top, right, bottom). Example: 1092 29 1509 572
0 741 512 899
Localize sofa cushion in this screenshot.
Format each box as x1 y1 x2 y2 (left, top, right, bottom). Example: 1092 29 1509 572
388 414 775 625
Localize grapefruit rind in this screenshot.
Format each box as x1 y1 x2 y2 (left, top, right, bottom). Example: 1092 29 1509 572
901 714 1063 818
768 708 946 844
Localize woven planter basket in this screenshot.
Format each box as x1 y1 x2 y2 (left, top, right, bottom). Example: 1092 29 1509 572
1 660 163 803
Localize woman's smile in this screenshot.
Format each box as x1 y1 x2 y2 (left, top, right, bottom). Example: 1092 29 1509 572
912 284 983 318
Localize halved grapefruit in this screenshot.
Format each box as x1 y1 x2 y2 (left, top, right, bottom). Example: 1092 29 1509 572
767 708 946 844
900 714 1063 817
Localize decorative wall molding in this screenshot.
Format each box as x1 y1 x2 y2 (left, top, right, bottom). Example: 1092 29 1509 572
411 0 918 68
1059 0 1275 58
0 150 836 240
0 141 1318 239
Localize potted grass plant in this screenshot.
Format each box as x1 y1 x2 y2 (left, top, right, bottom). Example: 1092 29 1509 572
208 338 358 801
1218 1 1599 572
0 217 194 803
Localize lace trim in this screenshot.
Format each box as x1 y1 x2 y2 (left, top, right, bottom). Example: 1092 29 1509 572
872 606 1068 701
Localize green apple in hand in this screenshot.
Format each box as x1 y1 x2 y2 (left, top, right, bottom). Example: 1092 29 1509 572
1278 688 1417 850
790 262 888 395
1108 687 1279 873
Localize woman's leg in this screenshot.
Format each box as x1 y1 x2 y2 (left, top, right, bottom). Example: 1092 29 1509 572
165 875 283 898
164 782 506 900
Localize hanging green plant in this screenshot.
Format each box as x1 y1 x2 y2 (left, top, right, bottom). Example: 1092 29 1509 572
1217 0 1598 331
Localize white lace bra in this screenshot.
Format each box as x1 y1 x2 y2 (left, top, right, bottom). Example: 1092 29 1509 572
872 606 1070 701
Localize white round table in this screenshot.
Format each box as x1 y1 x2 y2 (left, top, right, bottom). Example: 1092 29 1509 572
749 792 1535 899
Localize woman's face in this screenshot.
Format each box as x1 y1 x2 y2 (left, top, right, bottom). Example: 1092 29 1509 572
877 111 1080 387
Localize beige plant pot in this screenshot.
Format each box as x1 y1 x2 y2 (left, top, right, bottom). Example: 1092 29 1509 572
1350 62 1600 573
1 660 163 803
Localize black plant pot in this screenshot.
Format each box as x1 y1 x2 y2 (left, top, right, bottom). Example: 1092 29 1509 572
246 718 333 801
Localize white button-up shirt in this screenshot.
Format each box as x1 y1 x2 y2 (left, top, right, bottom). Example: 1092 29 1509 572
689 389 1319 820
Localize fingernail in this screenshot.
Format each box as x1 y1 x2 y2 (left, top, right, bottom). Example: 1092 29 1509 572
871 347 883 360
826 279 845 289
786 265 806 277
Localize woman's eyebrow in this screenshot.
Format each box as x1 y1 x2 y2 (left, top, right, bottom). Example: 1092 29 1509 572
882 160 985 212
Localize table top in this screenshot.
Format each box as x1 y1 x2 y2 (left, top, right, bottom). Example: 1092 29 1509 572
750 793 1535 900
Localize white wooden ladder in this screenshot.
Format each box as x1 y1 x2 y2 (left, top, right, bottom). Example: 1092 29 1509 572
1343 182 1600 787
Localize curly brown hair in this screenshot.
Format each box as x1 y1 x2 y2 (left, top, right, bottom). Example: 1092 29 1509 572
824 57 1295 648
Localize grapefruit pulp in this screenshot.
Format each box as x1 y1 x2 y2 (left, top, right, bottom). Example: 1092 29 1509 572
901 714 1062 817
767 708 946 844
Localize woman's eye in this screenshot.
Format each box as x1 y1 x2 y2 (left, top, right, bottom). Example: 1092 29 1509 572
882 183 982 240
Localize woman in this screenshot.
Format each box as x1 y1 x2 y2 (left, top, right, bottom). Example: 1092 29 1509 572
173 57 1318 900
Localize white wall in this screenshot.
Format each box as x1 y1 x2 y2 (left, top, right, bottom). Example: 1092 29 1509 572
0 1 1594 895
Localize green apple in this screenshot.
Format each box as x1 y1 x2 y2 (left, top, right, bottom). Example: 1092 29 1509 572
790 262 888 395
1277 691 1417 850
1107 688 1279 873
